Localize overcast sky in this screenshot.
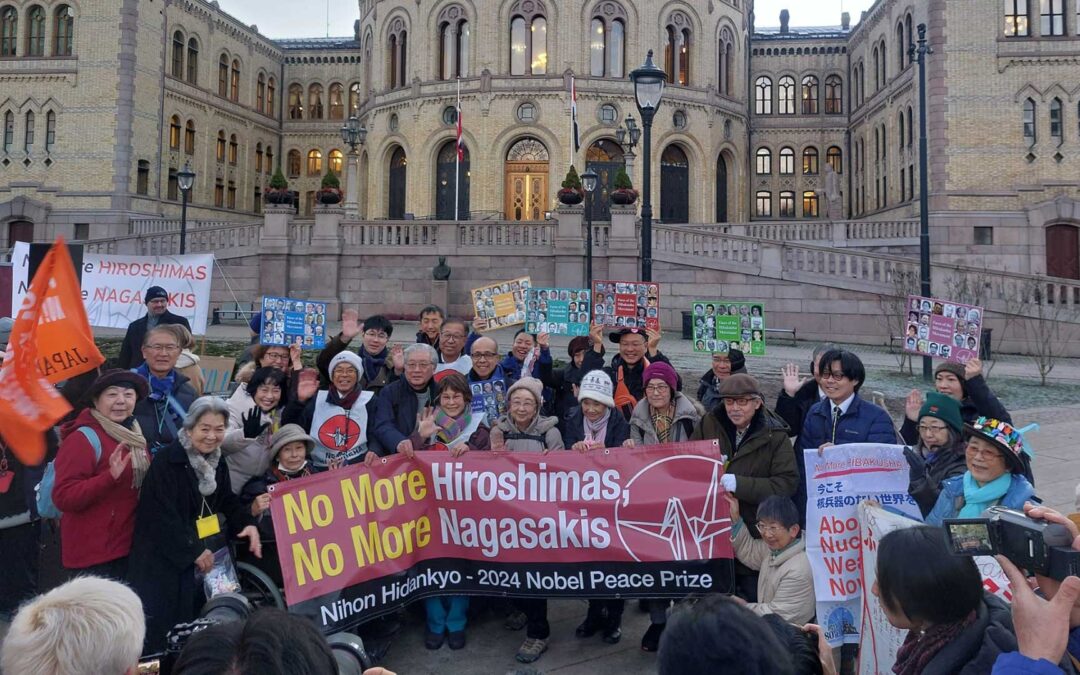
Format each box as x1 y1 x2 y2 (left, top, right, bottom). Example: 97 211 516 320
219 0 877 39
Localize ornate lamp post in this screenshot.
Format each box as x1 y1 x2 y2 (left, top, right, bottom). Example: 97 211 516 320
629 50 665 282
339 115 368 218
615 114 641 182
911 24 933 381
581 168 598 289
176 162 195 254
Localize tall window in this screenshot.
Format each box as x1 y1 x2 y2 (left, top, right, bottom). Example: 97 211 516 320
349 82 361 115
186 38 198 84
329 149 343 174
137 160 149 195
45 110 55 152
778 76 795 114
288 84 303 119
387 18 409 87
907 106 914 146
227 181 236 209
308 84 324 119
218 54 228 97
214 179 224 207
1023 98 1036 143
172 31 184 77
255 143 263 173
216 131 226 162
267 77 276 114
328 83 344 119
663 13 692 85
168 169 178 200
872 46 880 91
878 41 887 86
899 110 906 146
718 28 734 95
801 75 819 114
755 191 771 217
779 191 795 218
755 147 772 174
1041 0 1063 35
590 13 626 78
779 147 794 175
897 22 906 71
1050 98 1063 141
307 149 322 175
184 120 195 154
755 76 772 115
27 5 45 56
265 147 273 175
287 149 301 178
1 6 17 56
230 59 240 101
256 74 266 114
803 191 819 217
802 146 819 175
439 8 470 80
824 74 842 114
24 111 34 153
509 1 546 76
228 134 238 165
169 115 181 150
2 111 12 153
827 146 843 174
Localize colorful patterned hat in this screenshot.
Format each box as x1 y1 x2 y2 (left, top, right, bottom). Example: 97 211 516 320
963 416 1026 474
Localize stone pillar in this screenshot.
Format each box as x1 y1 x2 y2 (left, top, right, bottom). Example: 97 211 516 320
607 205 641 281
554 205 585 288
258 205 293 297
830 220 847 248
344 150 360 219
624 150 636 183
432 280 449 310
310 205 344 317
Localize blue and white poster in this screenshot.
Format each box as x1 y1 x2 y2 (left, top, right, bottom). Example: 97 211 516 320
260 295 327 349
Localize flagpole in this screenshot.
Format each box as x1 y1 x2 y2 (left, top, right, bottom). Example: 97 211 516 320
455 77 461 223
569 76 575 167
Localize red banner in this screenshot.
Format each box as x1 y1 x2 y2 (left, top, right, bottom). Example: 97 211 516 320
269 441 734 632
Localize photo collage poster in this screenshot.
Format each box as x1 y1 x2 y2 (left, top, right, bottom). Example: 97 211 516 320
691 301 767 355
472 277 531 332
591 281 661 331
260 296 327 349
470 376 508 424
525 287 591 336
903 294 983 363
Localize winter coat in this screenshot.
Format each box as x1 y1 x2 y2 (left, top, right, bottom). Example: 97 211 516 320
926 473 1035 527
53 409 150 569
550 362 587 427
774 378 823 443
562 406 632 449
117 310 192 369
697 367 748 412
0 430 56 527
281 387 381 461
128 440 255 652
371 377 438 455
222 386 282 494
899 375 1013 445
240 464 324 541
691 406 799 531
176 350 205 395
316 334 399 394
490 414 564 453
907 437 968 518
731 524 815 625
629 393 703 446
499 348 554 383
580 350 672 420
132 371 198 453
917 593 1039 675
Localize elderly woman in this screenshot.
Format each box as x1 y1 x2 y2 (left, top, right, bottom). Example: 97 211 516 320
697 348 747 411
129 396 261 652
234 343 298 385
53 369 152 580
926 416 1034 527
223 367 289 493
904 392 968 518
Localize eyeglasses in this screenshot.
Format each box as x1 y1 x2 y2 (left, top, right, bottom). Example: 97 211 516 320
263 351 289 361
472 351 498 360
918 424 949 434
333 366 358 375
405 361 434 370
145 344 180 353
364 331 389 340
723 397 758 407
820 371 849 382
755 522 787 535
645 384 670 393
441 333 466 341
966 445 1004 460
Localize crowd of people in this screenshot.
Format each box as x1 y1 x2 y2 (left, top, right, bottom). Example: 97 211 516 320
1 289 1079 675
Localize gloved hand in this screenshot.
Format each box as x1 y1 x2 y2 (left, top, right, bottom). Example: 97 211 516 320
241 409 270 439
903 446 927 478
720 473 737 493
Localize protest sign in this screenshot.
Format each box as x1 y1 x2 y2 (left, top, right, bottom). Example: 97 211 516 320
472 277 530 331
260 296 327 349
690 301 766 355
199 356 237 395
592 281 660 331
270 440 734 632
902 294 984 363
525 287 591 336
469 375 508 424
804 444 919 647
11 242 215 334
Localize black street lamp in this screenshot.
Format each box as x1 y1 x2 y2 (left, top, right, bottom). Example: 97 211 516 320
339 116 368 216
911 24 933 381
177 162 195 254
581 168 598 289
629 49 666 282
615 114 642 183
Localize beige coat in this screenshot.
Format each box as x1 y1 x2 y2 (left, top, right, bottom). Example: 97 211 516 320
732 523 815 625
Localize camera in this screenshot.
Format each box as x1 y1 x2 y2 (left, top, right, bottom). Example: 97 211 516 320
944 506 1080 581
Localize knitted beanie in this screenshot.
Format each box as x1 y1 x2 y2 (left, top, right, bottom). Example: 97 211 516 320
917 391 964 434
578 370 615 408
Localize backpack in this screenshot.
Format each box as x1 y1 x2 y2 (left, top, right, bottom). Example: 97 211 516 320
36 427 102 520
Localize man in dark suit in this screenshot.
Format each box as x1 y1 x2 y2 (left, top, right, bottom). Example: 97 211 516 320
117 286 191 369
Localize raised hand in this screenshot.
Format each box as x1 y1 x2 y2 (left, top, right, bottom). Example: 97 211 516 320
340 308 361 341
537 332 550 349
964 357 983 380
904 389 924 422
781 363 807 397
472 316 487 334
241 408 270 439
108 445 131 481
296 369 319 402
646 327 662 353
417 407 439 439
289 343 303 370
390 344 405 373
589 321 604 349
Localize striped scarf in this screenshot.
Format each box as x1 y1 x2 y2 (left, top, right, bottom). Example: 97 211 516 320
650 405 675 443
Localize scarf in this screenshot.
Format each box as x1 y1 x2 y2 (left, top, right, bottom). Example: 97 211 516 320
959 471 1013 518
179 429 221 497
89 410 150 490
584 409 610 447
651 404 675 443
135 362 175 401
893 611 976 675
434 408 473 445
327 385 362 411
361 347 388 384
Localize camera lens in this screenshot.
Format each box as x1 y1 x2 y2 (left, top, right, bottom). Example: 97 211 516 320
326 632 373 675
199 592 253 624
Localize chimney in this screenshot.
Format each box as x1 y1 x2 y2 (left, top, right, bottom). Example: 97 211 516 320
780 9 790 34
841 12 851 30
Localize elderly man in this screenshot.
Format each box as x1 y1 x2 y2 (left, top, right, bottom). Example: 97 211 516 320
582 324 671 420
468 336 517 424
369 343 439 462
435 318 473 377
117 286 191 369
131 325 198 453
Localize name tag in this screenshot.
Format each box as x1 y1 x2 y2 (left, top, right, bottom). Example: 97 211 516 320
196 513 221 539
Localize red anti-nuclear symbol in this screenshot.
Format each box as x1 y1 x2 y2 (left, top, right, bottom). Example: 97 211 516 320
317 415 362 450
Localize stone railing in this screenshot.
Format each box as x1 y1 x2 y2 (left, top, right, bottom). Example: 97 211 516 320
457 221 555 248
82 223 260 259
129 217 257 235
653 224 760 271
689 219 919 248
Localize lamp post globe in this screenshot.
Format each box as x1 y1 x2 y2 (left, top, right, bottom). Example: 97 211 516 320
581 169 598 291
177 162 195 255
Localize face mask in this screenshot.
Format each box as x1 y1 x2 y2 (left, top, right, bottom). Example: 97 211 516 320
278 459 308 473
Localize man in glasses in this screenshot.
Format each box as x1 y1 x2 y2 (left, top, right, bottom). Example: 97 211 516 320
434 318 473 377
117 286 191 369
467 336 513 424
316 310 402 394
370 343 439 461
132 325 198 453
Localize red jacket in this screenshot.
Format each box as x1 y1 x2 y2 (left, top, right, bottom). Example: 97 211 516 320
53 408 148 569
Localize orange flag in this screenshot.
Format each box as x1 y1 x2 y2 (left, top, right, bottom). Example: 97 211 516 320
0 237 104 464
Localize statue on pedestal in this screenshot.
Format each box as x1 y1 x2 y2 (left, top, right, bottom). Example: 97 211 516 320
433 256 451 281
823 163 843 220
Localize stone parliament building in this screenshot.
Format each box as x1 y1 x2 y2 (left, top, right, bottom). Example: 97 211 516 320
0 0 1078 351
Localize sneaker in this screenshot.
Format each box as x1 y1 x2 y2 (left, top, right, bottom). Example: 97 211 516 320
640 622 665 652
424 630 445 650
515 637 548 663
575 615 604 638
447 630 466 650
601 623 622 645
504 609 528 631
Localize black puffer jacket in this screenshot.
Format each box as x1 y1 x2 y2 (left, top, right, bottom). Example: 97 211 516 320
906 436 968 518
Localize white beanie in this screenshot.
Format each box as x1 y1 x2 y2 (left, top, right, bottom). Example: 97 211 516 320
329 351 364 377
578 370 615 408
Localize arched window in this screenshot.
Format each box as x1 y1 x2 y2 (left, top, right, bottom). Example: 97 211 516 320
827 146 843 174
779 146 795 174
256 73 266 114
1005 1 1029 36
509 0 547 76
288 84 303 119
438 6 470 80
755 147 772 174
387 17 408 87
216 130 226 162
755 76 772 115
287 149 301 177
825 75 842 113
802 146 819 175
899 110 906 147
879 40 887 87
186 38 199 84
184 120 195 154
663 12 692 85
872 46 880 91
589 5 627 78
907 106 914 146
26 5 45 56
801 75 819 114
328 83 344 119
265 147 273 175
218 54 229 97
171 31 185 77
230 59 240 101
802 191 819 217
308 84 324 119
718 28 734 95
23 111 34 152
255 142 263 173
1050 97 1063 141
228 134 238 165
2 111 12 152
1023 98 1036 143
169 115 181 150
329 149 343 174
778 76 795 114
0 6 17 56
896 21 905 70
755 191 772 217
349 82 361 115
905 14 913 55
267 77 276 114
779 190 796 218
307 149 322 175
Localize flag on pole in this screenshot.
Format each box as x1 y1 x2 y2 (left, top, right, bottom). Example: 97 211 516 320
570 76 581 154
456 81 464 162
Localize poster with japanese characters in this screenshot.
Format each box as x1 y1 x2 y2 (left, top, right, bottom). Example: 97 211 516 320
691 301 766 355
260 296 327 349
525 287 591 336
472 277 531 332
902 294 983 364
591 280 660 331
